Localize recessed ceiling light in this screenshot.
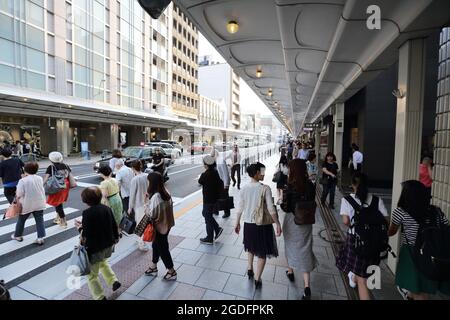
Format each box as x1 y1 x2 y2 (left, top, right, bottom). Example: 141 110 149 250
226 21 239 34
23 98 28 102
68 105 72 108
256 69 263 78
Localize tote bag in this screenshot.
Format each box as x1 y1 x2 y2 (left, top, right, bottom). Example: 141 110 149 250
44 165 67 195
5 198 22 219
69 245 91 276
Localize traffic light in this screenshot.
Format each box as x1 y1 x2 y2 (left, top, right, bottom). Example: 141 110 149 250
137 0 172 19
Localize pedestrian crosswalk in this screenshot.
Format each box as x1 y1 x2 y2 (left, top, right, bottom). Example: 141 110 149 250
0 194 84 286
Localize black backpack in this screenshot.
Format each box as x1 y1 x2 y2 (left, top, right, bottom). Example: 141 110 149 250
405 206 450 281
0 280 11 300
345 196 393 260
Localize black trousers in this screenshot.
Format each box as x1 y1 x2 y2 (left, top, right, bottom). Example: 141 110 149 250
122 196 130 214
3 187 17 204
55 204 65 218
221 187 230 216
321 179 337 207
202 203 220 241
152 231 174 269
231 164 241 187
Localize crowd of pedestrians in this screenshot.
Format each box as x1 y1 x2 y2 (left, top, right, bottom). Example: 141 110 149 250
1 140 449 301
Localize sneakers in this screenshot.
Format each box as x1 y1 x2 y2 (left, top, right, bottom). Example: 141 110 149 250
215 228 224 240
10 234 23 242
348 272 357 288
34 238 44 246
200 237 213 245
53 216 61 225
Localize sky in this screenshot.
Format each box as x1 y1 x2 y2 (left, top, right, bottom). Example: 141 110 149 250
198 33 272 116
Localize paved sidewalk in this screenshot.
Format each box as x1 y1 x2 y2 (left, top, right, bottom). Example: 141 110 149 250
90 153 349 300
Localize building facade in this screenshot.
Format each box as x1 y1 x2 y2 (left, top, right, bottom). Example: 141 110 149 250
0 0 176 155
198 95 225 128
170 4 199 122
198 61 241 130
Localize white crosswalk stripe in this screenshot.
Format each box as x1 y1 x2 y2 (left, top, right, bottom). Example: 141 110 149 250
0 235 80 283
0 216 80 256
0 195 85 286
0 208 79 236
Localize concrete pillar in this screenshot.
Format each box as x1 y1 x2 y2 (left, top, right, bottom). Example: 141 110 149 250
315 129 321 161
111 124 119 150
334 103 345 169
388 38 426 272
56 119 70 157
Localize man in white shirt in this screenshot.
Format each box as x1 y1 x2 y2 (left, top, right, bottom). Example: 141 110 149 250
351 144 363 173
115 159 134 214
298 143 309 160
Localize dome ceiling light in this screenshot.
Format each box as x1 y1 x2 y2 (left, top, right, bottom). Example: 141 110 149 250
256 68 263 78
226 21 239 34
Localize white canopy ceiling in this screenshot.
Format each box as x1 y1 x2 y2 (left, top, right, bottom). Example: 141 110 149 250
174 0 450 135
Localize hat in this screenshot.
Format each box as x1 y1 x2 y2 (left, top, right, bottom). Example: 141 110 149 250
49 151 64 163
203 155 216 166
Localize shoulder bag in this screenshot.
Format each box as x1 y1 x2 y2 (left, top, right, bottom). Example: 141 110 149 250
44 165 67 195
272 165 282 183
253 185 275 226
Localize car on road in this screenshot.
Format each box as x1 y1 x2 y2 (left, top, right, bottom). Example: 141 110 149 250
188 142 208 155
93 146 172 173
160 140 184 155
147 142 182 159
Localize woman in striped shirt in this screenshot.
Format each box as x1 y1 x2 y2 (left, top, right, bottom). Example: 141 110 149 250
388 180 449 300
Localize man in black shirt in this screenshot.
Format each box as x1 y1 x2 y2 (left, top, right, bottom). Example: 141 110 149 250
198 155 224 244
0 148 24 206
152 148 165 175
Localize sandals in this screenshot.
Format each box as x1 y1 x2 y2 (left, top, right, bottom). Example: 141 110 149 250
163 270 177 281
144 266 158 276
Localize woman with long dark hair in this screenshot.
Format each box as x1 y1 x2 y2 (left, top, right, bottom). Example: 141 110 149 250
281 159 317 300
142 172 176 281
336 173 389 300
320 152 338 209
388 180 449 300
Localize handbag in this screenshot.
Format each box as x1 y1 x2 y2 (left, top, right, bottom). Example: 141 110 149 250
217 196 234 211
69 245 91 276
5 198 22 219
272 170 282 183
142 222 156 242
44 165 67 195
319 174 328 185
134 211 153 237
68 173 77 189
253 185 275 226
294 200 316 225
120 214 136 234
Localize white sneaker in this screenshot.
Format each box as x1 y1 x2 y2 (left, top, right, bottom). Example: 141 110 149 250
348 272 357 288
138 241 149 252
34 238 44 246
